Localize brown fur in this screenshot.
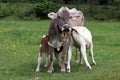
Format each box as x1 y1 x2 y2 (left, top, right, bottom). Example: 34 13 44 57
39 35 49 57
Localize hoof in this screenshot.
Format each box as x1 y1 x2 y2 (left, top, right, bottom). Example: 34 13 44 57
61 71 66 74
91 63 96 66
35 71 40 73
92 62 96 65
87 66 92 70
47 70 54 73
75 60 79 63
35 68 40 72
61 69 66 74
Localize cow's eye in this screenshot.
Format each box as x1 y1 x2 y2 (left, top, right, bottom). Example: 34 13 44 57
58 16 61 19
70 16 72 19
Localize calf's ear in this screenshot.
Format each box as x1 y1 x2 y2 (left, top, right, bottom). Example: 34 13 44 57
48 12 57 19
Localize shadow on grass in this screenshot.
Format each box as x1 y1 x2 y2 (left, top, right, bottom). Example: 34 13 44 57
12 62 63 76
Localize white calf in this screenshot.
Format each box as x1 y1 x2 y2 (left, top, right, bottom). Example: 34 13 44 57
69 8 85 62
67 26 96 72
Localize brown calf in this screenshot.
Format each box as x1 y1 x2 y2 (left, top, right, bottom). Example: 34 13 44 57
35 35 62 72
35 35 49 72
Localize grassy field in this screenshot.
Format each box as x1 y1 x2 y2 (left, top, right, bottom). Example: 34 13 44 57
0 20 120 80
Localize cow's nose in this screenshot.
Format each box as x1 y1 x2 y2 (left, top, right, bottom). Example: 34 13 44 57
62 24 71 31
63 24 70 29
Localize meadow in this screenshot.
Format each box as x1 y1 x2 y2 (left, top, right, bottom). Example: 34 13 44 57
0 20 120 80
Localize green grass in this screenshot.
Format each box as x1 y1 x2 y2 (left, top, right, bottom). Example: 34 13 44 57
0 20 120 80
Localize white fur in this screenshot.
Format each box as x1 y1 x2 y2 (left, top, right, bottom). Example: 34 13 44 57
36 54 42 72
66 45 72 72
67 26 96 72
69 8 84 26
48 39 63 51
69 8 83 16
42 35 46 38
48 12 57 19
40 44 41 47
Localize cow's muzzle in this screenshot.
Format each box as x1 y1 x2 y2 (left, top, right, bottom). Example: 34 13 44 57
62 24 71 32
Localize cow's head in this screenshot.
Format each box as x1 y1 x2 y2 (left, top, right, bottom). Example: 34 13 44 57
69 8 84 26
48 7 71 32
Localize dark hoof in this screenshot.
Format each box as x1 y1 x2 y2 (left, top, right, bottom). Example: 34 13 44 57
91 62 96 65
87 66 92 70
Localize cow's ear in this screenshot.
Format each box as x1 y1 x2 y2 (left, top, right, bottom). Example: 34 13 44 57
78 10 83 16
48 12 57 19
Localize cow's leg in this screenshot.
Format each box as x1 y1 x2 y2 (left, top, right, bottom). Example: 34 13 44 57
75 48 79 63
44 54 50 67
81 44 92 69
35 52 42 72
66 45 72 72
55 52 61 67
90 43 96 65
61 53 66 73
61 40 70 73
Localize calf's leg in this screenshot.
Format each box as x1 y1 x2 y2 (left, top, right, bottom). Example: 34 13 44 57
66 45 72 72
36 44 45 72
44 54 50 67
36 53 43 72
47 47 54 73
